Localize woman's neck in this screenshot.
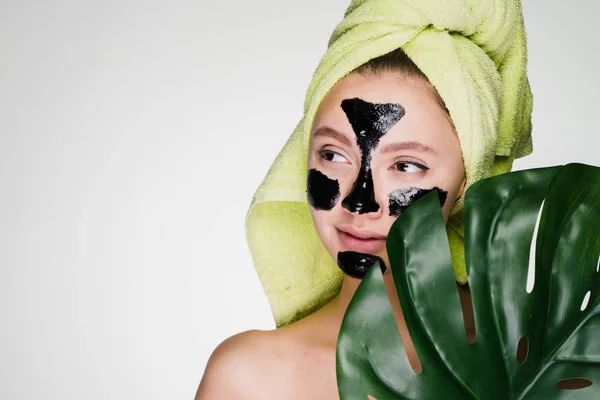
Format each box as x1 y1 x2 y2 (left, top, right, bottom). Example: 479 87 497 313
316 273 423 373
334 273 400 315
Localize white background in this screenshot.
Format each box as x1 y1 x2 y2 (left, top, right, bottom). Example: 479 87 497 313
0 0 598 399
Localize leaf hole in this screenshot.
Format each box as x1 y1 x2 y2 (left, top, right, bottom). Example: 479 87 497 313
516 336 529 364
385 281 423 374
596 254 600 273
581 291 592 311
457 283 476 343
556 378 593 390
526 200 545 293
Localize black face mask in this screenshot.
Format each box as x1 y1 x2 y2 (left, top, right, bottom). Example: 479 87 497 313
339 97 405 215
335 97 405 278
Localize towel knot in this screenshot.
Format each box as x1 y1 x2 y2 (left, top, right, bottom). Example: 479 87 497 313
334 0 520 62
304 0 532 188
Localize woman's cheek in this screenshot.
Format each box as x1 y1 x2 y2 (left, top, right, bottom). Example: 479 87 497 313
307 168 340 211
387 186 448 217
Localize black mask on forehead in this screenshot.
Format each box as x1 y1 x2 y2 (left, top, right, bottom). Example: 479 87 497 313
340 98 405 214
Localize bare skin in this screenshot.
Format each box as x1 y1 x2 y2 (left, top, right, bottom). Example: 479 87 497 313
196 72 475 399
196 274 475 399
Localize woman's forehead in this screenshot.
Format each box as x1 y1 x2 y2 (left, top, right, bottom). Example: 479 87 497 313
313 94 454 151
313 72 452 139
318 72 433 109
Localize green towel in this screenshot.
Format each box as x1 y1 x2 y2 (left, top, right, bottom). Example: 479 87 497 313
246 0 533 327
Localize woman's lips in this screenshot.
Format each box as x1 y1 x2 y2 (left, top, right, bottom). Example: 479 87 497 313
337 229 386 253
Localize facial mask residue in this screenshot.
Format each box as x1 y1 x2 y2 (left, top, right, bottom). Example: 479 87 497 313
337 251 386 279
340 98 405 214
307 169 340 210
336 98 404 278
388 187 448 217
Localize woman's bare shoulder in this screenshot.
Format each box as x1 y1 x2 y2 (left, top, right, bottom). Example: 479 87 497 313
194 329 297 400
195 303 342 399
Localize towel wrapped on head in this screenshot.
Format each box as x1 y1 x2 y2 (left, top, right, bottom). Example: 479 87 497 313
246 0 533 327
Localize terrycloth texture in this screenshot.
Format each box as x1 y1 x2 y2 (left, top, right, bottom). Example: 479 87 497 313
246 0 533 327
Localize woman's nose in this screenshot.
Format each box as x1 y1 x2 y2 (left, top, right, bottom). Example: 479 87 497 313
341 169 384 217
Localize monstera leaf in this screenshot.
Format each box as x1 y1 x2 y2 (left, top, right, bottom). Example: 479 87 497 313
337 163 600 399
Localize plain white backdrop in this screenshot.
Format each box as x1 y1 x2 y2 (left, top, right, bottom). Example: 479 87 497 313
0 0 598 398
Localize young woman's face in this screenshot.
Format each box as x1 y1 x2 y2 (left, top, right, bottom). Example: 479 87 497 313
307 71 466 279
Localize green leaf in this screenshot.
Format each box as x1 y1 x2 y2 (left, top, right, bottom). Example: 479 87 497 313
336 164 600 399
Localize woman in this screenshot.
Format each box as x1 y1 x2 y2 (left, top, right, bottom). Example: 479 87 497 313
196 0 532 398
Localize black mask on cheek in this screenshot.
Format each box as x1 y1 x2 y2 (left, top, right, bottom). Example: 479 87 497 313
388 187 448 217
307 169 340 210
340 98 405 214
337 251 387 279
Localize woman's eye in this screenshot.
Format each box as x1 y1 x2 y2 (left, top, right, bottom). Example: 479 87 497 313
320 150 348 163
395 162 428 172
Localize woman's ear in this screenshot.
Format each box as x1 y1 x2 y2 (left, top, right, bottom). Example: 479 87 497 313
454 175 467 204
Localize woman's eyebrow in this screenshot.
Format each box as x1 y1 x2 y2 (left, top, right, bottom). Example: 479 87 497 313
312 126 353 147
379 141 437 155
